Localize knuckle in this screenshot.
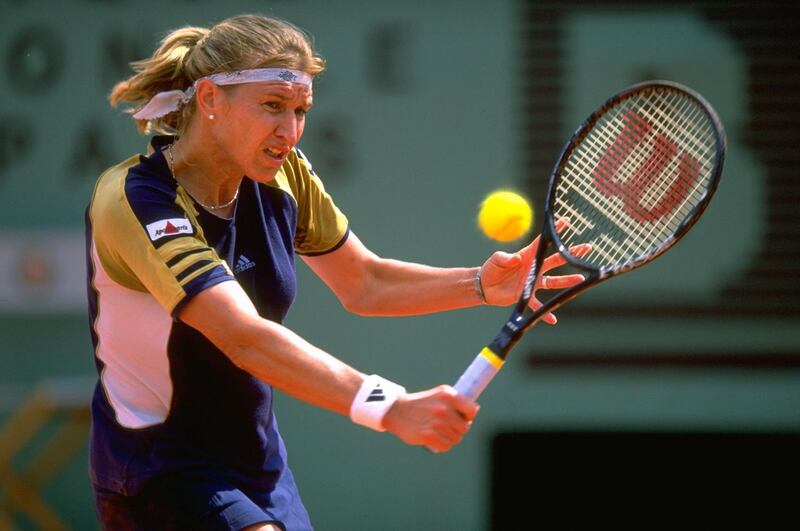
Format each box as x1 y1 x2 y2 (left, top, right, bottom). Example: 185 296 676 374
432 405 448 419
436 384 455 396
422 432 439 447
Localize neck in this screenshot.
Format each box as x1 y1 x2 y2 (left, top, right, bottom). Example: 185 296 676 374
167 136 241 217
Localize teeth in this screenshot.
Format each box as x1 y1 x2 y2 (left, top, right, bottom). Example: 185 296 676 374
266 148 281 157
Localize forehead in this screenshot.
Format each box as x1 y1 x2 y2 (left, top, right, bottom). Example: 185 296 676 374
233 81 313 101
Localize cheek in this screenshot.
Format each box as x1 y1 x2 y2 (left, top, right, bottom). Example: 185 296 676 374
230 119 268 152
212 122 260 169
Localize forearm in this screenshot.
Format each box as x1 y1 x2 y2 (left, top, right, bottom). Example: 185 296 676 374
220 314 480 452
354 259 482 316
303 234 485 317
215 313 364 416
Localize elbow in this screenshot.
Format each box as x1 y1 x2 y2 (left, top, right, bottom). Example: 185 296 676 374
339 292 376 316
335 256 384 316
214 317 262 370
221 341 251 371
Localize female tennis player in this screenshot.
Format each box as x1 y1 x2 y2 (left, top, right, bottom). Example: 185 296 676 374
85 14 582 530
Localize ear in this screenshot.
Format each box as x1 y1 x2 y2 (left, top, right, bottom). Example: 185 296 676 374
194 79 224 117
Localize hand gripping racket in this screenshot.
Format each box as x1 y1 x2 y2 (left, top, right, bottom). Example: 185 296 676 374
455 80 726 400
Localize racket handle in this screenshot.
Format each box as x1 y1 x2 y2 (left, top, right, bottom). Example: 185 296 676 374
453 347 505 401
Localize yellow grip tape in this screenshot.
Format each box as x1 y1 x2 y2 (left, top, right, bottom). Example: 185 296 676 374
480 347 504 370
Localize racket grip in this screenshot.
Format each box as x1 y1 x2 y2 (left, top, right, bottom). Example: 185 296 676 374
453 347 504 401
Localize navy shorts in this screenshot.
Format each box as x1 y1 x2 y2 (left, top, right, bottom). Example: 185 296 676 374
93 473 284 531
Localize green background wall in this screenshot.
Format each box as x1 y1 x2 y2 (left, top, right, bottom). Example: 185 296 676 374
1 1 798 529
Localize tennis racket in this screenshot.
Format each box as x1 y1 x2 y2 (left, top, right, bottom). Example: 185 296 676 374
455 80 726 400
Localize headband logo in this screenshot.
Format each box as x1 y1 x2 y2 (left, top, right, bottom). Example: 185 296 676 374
278 70 297 82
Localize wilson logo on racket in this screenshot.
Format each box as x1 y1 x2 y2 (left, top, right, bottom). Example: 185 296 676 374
593 109 702 223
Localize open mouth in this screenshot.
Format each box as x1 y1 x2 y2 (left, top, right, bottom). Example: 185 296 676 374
265 147 286 160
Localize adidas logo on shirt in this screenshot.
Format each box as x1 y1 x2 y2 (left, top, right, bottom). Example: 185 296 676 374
234 255 256 274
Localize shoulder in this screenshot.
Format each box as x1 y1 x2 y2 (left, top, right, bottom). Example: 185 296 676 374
92 150 183 221
283 147 317 179
92 136 178 209
89 149 198 257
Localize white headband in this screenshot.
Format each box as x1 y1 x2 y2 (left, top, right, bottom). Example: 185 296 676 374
132 68 313 120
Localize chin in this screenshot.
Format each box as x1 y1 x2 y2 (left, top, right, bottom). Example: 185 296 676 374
249 168 280 183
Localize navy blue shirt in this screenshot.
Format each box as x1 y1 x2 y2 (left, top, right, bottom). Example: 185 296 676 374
85 136 348 528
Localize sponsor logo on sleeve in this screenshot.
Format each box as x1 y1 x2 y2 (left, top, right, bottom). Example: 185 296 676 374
146 218 193 241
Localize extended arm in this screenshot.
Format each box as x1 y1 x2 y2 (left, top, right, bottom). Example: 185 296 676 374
303 222 587 320
178 280 479 452
303 233 480 316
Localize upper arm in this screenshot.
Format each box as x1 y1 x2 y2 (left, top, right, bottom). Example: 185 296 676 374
178 280 262 356
301 232 379 312
89 162 233 316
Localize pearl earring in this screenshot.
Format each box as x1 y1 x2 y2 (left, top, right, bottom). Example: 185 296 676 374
208 114 215 120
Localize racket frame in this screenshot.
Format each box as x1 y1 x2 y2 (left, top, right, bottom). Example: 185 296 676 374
486 80 726 363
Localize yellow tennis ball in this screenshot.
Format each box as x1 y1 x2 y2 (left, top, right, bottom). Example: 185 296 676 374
478 190 533 242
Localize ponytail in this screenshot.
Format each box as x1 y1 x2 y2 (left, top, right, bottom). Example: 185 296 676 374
109 27 208 134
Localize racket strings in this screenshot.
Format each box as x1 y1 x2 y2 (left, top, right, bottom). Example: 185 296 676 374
564 149 707 263
613 92 715 254
627 92 711 213
554 88 718 269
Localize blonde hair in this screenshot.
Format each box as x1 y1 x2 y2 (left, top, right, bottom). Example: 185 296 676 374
110 14 326 134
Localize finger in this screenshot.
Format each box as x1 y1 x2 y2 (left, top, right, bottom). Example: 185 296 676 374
452 396 480 422
569 243 592 258
529 297 557 325
541 273 585 290
554 217 571 234
519 218 570 262
452 419 473 437
427 441 455 454
425 439 447 454
539 242 593 274
541 252 568 272
517 239 538 265
489 251 521 270
425 429 460 453
439 419 470 442
522 218 571 268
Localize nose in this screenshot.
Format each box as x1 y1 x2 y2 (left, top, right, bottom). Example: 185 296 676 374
274 112 301 146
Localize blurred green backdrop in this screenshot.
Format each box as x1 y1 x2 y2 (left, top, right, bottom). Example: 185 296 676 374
1 0 798 529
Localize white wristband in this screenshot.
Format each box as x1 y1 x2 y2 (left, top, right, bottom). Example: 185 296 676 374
349 374 406 432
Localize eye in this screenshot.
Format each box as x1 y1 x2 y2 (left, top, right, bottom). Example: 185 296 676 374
262 101 282 112
295 107 309 118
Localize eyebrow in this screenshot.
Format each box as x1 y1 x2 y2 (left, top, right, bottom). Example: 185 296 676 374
262 88 312 102
259 88 313 105
264 90 292 100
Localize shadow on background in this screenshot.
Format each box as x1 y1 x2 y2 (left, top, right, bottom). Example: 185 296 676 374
492 430 800 528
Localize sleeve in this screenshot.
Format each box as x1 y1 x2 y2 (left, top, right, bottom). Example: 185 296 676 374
286 148 350 256
89 163 234 316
